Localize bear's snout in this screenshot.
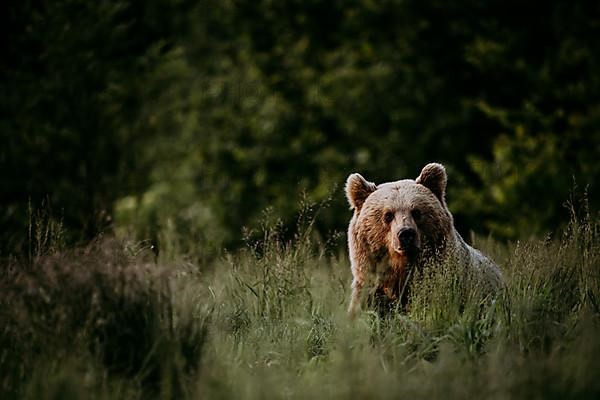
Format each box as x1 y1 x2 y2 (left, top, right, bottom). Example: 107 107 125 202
398 227 417 248
392 226 420 255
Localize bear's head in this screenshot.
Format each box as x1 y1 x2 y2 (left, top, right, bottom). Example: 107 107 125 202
345 163 454 275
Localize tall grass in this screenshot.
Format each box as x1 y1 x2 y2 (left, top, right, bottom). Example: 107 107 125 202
1 208 599 399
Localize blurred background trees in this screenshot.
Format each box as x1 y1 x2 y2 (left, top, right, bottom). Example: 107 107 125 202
2 0 599 256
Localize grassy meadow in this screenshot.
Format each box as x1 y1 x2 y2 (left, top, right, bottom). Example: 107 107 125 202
1 210 599 400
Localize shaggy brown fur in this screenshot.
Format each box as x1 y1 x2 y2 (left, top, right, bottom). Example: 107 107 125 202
345 163 502 316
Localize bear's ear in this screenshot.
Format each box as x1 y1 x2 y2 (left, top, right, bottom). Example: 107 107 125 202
345 173 377 211
416 163 447 205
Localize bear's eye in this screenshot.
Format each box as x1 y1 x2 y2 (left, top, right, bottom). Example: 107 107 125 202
383 211 395 224
411 209 422 220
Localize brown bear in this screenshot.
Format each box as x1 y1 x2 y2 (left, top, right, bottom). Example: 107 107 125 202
345 162 503 316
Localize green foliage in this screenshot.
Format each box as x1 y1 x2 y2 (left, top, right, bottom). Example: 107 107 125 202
111 0 600 248
0 0 194 253
454 107 599 238
3 0 598 255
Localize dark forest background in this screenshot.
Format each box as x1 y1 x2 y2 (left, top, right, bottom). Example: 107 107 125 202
2 0 599 256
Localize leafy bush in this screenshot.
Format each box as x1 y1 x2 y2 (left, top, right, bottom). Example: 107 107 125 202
0 239 210 399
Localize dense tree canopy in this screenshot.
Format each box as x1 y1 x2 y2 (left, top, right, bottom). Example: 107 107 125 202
2 0 599 256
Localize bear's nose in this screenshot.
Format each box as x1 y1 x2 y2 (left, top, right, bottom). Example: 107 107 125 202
398 228 416 248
